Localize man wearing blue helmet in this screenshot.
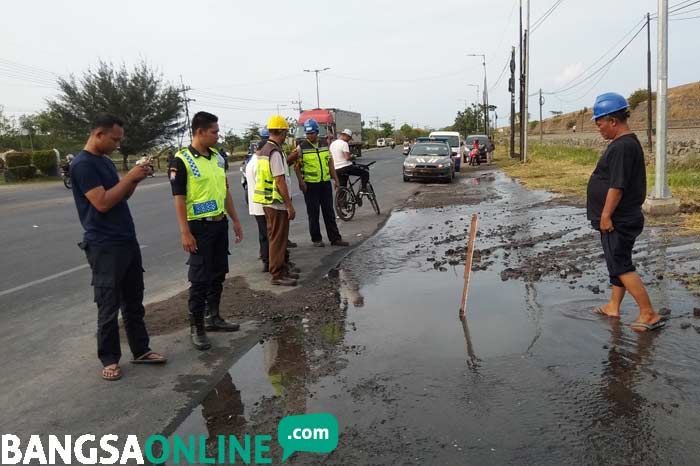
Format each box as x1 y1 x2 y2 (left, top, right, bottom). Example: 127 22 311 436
293 119 349 247
587 92 664 331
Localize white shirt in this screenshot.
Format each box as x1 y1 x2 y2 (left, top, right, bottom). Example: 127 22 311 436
330 139 352 169
245 154 265 216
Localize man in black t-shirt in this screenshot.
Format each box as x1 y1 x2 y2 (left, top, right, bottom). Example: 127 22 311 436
586 92 664 331
71 114 166 381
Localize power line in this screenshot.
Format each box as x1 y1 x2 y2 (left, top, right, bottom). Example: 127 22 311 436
545 17 646 95
489 54 511 92
531 0 567 33
671 13 700 19
325 68 467 83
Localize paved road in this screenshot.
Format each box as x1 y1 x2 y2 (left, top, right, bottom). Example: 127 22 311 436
0 146 420 438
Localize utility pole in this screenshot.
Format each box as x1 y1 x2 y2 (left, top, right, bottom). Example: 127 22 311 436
646 12 653 151
303 67 330 108
292 93 303 114
179 76 194 146
644 0 679 215
523 0 530 162
539 88 544 142
509 46 516 158
518 0 525 161
468 54 489 135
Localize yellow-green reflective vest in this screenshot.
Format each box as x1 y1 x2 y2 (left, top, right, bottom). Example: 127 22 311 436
299 139 331 183
175 147 227 220
253 141 285 205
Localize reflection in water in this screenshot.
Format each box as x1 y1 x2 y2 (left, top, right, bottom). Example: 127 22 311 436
339 268 364 308
264 322 309 415
590 320 662 464
201 373 246 457
460 316 480 371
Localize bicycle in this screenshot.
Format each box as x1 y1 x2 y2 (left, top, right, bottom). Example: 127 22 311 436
335 161 380 221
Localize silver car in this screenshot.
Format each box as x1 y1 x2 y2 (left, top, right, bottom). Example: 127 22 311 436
402 142 454 182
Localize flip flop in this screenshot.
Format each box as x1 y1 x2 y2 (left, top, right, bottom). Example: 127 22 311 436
130 351 167 365
592 306 620 318
630 317 667 332
102 365 122 381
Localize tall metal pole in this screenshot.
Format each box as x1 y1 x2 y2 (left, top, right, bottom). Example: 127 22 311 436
510 47 516 158
304 67 330 108
539 88 544 142
523 0 530 162
518 0 525 160
646 12 653 151
654 0 669 199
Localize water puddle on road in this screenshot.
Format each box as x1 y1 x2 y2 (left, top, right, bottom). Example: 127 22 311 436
170 170 700 465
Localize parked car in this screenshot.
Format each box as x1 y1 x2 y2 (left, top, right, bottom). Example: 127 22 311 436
403 141 454 182
376 138 386 147
429 131 465 163
415 136 461 172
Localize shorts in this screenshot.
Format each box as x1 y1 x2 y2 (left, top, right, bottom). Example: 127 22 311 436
599 222 643 287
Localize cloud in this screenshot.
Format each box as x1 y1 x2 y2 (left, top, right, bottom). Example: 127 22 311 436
555 63 585 86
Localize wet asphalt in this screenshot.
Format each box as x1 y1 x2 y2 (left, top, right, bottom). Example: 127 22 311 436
172 169 700 465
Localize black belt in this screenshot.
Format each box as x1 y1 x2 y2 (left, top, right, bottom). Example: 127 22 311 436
191 214 226 222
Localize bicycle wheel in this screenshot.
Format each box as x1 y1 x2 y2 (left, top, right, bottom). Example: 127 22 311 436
366 183 380 215
335 186 356 221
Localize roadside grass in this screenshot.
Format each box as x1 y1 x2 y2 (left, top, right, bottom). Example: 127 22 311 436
496 143 700 235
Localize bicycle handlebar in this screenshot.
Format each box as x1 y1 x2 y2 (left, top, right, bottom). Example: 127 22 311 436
353 161 376 169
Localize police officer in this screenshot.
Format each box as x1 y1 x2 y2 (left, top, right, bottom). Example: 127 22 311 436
293 119 348 247
169 111 244 350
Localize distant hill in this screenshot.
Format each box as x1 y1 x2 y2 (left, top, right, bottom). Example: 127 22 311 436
535 82 700 133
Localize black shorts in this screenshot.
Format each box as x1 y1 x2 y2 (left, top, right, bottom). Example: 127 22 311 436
599 222 643 287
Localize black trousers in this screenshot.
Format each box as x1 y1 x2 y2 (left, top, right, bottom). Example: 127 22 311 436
187 219 229 318
254 214 269 265
336 165 369 190
82 240 150 366
303 181 342 243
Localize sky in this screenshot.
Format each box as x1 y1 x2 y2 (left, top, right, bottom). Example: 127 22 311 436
1 0 698 134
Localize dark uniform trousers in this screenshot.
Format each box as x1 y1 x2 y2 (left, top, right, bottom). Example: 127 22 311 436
187 218 229 318
81 240 151 366
254 215 269 265
303 181 341 243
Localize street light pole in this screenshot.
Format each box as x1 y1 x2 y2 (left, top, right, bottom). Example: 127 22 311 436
468 54 488 135
466 84 479 133
643 0 679 215
303 67 330 108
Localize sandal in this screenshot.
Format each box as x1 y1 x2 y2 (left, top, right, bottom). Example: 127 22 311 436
592 306 620 318
102 365 122 381
130 351 167 365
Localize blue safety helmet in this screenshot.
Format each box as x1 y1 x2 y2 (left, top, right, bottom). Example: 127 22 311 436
303 119 320 134
592 92 629 120
260 127 270 139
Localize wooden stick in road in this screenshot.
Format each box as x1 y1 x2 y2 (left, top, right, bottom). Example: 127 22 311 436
458 214 479 319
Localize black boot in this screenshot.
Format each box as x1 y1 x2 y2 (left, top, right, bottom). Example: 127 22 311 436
205 307 240 332
190 315 212 350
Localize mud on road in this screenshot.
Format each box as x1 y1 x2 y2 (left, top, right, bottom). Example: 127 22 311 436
159 167 700 465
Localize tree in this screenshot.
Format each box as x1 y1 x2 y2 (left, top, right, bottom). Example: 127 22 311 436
628 88 655 110
222 129 242 153
450 104 484 135
46 61 184 155
0 105 15 135
242 123 261 148
380 122 394 138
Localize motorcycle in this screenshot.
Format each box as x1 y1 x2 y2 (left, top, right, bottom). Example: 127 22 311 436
60 162 72 189
468 148 481 166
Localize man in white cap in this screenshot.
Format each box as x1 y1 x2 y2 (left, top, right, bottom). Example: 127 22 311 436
331 129 369 193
